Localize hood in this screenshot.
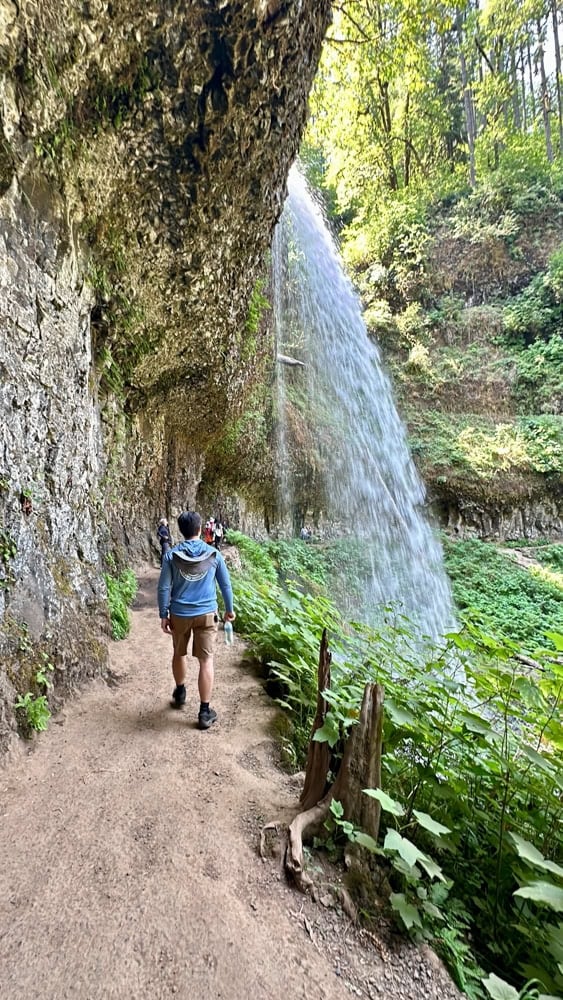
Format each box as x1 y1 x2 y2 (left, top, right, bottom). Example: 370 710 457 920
176 539 211 558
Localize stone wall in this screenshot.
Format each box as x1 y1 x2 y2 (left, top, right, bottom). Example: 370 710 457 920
0 0 331 750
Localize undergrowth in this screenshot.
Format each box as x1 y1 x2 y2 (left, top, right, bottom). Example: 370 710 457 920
443 539 563 653
228 532 563 999
104 568 137 639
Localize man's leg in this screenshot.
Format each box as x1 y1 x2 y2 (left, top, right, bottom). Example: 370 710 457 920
197 655 214 703
172 652 188 687
170 614 190 708
194 616 218 729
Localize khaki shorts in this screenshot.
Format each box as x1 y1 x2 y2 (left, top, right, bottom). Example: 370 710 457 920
170 612 218 659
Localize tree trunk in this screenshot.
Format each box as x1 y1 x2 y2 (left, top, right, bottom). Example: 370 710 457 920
519 45 528 130
527 39 536 120
537 19 554 162
552 0 563 154
334 683 384 843
403 90 411 187
458 23 476 188
511 49 521 130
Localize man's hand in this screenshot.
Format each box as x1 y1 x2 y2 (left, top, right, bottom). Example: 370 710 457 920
160 617 173 634
224 611 236 622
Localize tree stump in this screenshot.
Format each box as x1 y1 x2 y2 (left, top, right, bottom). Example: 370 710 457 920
300 627 332 811
276 630 385 893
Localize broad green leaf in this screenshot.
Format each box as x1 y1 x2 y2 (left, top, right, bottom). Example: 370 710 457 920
389 892 422 930
384 828 420 867
422 900 445 921
458 710 493 735
330 799 344 819
383 830 444 881
353 831 380 852
312 718 340 748
417 855 445 882
545 631 563 651
514 881 563 911
509 833 563 878
385 699 417 728
362 787 405 816
481 973 519 1000
412 810 451 837
520 744 556 774
445 632 477 651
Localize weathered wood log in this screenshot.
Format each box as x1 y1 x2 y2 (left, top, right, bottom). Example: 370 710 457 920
285 683 384 890
338 683 384 843
264 629 386 896
276 353 306 367
300 628 332 810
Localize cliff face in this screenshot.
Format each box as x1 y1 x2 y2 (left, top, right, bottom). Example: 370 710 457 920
0 0 331 748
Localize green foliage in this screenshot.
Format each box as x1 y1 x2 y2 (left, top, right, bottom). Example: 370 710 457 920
14 692 51 732
104 568 138 640
507 335 563 416
534 546 563 574
408 411 563 479
228 533 563 995
443 539 563 652
245 279 270 336
14 652 54 734
503 248 563 349
0 528 17 590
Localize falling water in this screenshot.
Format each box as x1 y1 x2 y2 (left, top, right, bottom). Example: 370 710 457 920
272 166 454 640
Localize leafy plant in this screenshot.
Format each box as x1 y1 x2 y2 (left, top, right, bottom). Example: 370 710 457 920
104 568 138 640
14 653 55 733
14 692 51 732
228 533 563 995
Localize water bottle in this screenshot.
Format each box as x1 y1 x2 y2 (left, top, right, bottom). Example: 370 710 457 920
224 620 234 645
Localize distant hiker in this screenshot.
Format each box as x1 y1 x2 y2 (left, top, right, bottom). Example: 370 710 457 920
158 510 236 730
157 518 173 564
204 520 214 545
299 526 308 540
213 520 224 550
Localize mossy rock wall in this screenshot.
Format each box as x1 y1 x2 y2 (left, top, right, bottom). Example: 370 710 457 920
0 0 331 749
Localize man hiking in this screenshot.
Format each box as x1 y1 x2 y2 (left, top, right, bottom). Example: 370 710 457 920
158 510 236 730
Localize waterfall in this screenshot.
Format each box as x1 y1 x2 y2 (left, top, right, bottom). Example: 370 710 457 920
272 166 454 640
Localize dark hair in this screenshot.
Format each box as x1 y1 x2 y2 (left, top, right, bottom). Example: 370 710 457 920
177 511 202 538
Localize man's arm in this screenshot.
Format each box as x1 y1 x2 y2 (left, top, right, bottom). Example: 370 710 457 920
158 557 174 632
216 555 235 620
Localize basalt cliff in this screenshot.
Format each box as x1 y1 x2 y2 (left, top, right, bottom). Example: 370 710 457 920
0 0 331 748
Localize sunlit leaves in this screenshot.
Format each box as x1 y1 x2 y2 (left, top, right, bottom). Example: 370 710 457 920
513 882 563 912
509 833 563 879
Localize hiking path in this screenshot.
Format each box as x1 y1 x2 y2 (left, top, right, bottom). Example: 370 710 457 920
0 567 462 1000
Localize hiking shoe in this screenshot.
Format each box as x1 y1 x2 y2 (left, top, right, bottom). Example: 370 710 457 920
198 706 218 730
171 684 186 709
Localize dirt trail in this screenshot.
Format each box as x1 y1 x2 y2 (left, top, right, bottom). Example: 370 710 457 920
0 567 462 1000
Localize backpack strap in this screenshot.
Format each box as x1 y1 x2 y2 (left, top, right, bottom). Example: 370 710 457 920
172 549 217 582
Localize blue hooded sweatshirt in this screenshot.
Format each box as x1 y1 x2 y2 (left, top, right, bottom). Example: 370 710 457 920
158 538 234 619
